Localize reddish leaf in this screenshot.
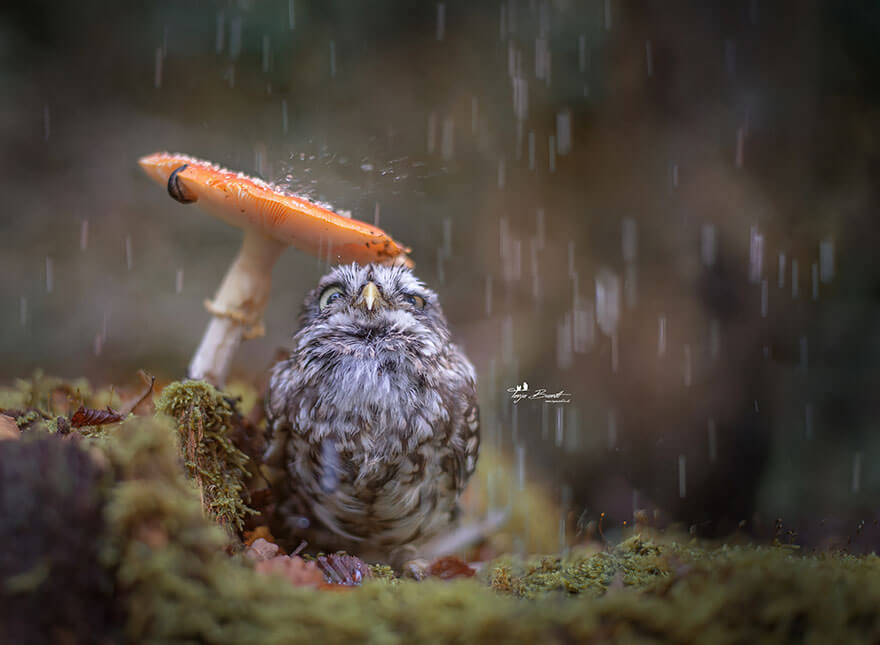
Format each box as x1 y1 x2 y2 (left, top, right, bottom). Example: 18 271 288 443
70 406 124 428
427 556 476 580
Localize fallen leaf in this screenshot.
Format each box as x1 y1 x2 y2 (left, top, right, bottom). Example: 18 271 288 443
243 525 276 547
255 555 325 588
245 538 280 562
70 406 124 428
0 415 20 441
427 556 476 580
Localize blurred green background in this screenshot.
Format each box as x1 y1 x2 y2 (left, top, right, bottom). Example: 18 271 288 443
2 0 880 546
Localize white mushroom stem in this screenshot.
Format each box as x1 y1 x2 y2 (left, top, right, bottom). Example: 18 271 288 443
188 229 287 387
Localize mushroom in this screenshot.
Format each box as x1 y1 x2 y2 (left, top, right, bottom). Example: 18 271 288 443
139 152 412 386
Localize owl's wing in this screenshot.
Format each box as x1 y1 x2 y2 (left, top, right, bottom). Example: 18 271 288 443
443 378 480 499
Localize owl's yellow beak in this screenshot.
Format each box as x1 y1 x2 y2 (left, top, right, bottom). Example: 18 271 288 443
359 281 384 311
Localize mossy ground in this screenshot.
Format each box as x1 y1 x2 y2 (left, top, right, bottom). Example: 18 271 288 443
3 375 880 643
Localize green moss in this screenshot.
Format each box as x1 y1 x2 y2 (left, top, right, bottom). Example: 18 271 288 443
154 380 254 532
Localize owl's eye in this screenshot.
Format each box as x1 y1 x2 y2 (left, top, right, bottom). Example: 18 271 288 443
403 293 425 309
318 286 345 310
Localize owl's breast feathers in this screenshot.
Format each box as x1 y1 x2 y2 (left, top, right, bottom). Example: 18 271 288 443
265 343 479 555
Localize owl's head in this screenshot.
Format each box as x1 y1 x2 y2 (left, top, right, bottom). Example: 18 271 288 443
293 263 451 359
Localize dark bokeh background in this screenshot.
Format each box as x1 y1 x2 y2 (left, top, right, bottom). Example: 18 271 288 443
2 0 880 547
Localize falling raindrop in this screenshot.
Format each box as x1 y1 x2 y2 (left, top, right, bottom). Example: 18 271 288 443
777 252 786 288
595 268 621 336
427 112 437 153
535 37 548 80
329 40 336 78
125 236 133 271
645 40 653 77
528 130 536 170
436 248 445 284
819 238 834 283
288 0 295 30
573 298 595 352
512 77 528 121
811 262 819 300
578 34 587 72
611 332 619 373
791 259 800 298
548 135 556 172
536 208 545 250
441 117 454 160
19 296 27 327
624 263 637 308
735 127 745 168
760 279 768 317
442 217 452 257
176 268 184 294
281 99 288 134
749 0 760 24
678 455 687 498
568 241 575 278
230 17 242 60
516 443 526 491
319 440 340 493
671 163 680 189
43 105 50 141
555 406 565 447
556 110 572 155
154 47 163 89
749 225 763 283
94 332 103 357
724 39 736 77
436 3 446 41
701 224 716 267
541 402 549 440
622 217 638 262
262 35 271 73
499 4 507 40
852 452 863 494
657 315 668 357
604 0 612 30
45 256 54 293
709 318 720 358
497 158 506 187
373 202 380 227
557 313 573 369
216 11 225 54
80 219 89 251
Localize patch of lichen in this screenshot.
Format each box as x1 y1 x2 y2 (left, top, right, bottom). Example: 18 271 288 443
7 413 880 643
154 380 254 532
98 416 880 644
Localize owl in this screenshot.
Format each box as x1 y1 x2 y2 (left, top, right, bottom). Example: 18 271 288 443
263 263 480 564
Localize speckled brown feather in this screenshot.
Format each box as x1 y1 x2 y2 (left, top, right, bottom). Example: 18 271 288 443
264 264 479 562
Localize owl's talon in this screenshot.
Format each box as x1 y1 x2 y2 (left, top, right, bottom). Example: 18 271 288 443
401 558 430 580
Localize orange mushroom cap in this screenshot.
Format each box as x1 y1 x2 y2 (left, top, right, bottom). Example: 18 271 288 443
139 152 413 267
